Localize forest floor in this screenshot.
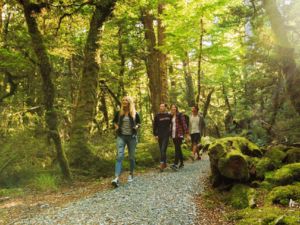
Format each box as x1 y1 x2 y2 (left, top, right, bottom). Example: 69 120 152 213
0 154 233 225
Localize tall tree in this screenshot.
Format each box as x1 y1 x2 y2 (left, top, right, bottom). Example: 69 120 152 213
262 0 300 115
69 0 117 168
20 0 71 179
157 1 168 104
196 18 204 106
182 52 195 107
142 9 161 115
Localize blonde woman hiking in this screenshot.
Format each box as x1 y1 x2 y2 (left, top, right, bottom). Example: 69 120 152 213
111 96 141 187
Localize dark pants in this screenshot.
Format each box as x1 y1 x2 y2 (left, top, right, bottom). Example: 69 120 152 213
158 136 169 163
173 138 183 165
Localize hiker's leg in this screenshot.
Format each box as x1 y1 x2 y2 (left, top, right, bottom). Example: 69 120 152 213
128 135 137 174
115 135 126 177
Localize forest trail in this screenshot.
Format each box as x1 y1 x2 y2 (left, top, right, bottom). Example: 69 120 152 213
11 157 210 225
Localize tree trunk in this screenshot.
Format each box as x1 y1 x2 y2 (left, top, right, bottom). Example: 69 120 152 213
70 1 116 168
99 87 109 129
262 0 300 115
21 0 71 180
267 75 284 136
0 0 3 34
222 84 233 133
157 1 168 104
196 18 204 105
203 89 214 118
182 53 195 107
117 24 125 99
142 10 161 115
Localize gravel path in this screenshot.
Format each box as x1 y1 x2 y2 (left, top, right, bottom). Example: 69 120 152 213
14 156 210 225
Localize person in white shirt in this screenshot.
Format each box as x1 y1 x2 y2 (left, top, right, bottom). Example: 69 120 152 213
189 105 202 160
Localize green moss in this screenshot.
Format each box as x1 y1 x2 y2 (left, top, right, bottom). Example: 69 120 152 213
265 163 300 186
268 183 300 206
285 148 300 163
255 157 280 180
264 147 286 166
208 137 262 157
269 144 290 153
218 151 249 180
0 188 24 197
259 180 274 190
231 206 300 225
225 184 256 209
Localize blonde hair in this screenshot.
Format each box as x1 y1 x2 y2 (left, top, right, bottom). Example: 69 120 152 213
120 96 136 119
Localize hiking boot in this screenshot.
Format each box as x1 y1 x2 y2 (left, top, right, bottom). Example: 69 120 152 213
128 174 133 182
170 164 178 171
159 163 164 172
162 163 167 169
179 163 184 169
111 177 119 188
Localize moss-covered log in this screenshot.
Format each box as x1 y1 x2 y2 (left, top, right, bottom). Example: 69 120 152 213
208 137 262 186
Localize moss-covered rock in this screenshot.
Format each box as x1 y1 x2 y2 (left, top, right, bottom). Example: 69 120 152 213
264 147 286 166
284 148 300 163
267 144 290 153
218 151 249 181
209 137 263 157
230 206 300 225
208 137 263 186
265 163 300 185
226 184 256 209
268 183 300 206
254 155 286 180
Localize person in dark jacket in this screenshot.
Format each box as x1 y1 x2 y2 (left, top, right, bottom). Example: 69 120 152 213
170 104 189 170
111 96 141 187
153 103 172 171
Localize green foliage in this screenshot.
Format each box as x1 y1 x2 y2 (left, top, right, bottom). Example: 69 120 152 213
0 130 55 187
0 188 24 197
29 174 59 192
268 183 300 206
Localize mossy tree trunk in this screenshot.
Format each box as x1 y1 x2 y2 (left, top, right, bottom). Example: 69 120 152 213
21 0 71 180
263 0 300 115
117 23 125 99
142 2 169 115
183 52 195 107
70 1 116 168
196 18 204 106
157 1 168 104
142 10 161 115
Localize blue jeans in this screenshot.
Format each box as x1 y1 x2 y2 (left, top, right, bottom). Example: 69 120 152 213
115 134 137 177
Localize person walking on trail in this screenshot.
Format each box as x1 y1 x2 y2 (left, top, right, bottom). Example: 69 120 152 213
170 104 189 171
153 103 172 172
111 96 141 187
189 105 202 160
